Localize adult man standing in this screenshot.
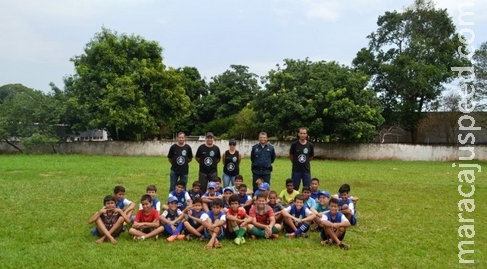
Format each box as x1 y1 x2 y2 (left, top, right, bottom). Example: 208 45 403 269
250 132 276 192
195 132 221 193
289 127 314 190
167 132 193 192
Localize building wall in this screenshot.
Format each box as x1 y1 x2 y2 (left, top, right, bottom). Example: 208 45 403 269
1 140 485 161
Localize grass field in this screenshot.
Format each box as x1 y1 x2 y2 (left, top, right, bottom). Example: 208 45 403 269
0 154 485 268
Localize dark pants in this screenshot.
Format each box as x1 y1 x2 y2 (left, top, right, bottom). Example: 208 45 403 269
199 171 217 193
291 171 311 191
252 170 271 193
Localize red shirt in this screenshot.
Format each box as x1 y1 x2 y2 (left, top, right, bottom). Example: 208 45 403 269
249 205 274 225
227 207 246 219
135 209 159 223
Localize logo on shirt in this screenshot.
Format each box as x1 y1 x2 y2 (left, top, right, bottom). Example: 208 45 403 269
303 148 308 154
204 157 213 166
176 156 185 165
182 150 187 156
298 154 307 163
227 162 236 171
232 156 237 162
209 151 215 157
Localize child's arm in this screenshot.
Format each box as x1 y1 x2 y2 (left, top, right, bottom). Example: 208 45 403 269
125 202 135 214
114 208 131 223
302 209 316 223
226 212 244 223
242 196 253 208
88 208 106 224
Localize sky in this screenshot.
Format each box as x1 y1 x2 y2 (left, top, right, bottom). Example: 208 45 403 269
0 0 485 94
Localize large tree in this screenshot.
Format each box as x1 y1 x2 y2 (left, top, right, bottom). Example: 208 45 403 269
473 41 487 101
253 58 384 143
353 0 471 143
64 28 190 140
0 84 63 152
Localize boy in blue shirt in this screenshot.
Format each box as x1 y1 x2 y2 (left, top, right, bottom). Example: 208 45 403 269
168 180 192 211
320 197 351 250
183 197 208 241
188 181 204 201
113 185 135 217
202 182 222 212
89 195 131 244
281 194 315 238
202 198 226 249
337 184 357 226
160 196 186 242
310 178 322 201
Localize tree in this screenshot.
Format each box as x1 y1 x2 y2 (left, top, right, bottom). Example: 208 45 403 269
64 28 190 140
353 0 471 143
473 41 487 101
0 84 63 152
253 58 384 143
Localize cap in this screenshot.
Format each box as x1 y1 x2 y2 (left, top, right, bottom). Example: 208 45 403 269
318 191 330 198
229 138 237 145
208 182 217 189
223 187 234 193
168 196 178 203
206 132 214 138
259 182 270 191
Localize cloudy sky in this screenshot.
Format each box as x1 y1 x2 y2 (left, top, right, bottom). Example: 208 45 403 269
0 0 485 93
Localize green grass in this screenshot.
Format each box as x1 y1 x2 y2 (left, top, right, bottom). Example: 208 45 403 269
0 155 485 268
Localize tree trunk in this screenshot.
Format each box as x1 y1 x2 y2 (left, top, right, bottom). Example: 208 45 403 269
3 139 23 153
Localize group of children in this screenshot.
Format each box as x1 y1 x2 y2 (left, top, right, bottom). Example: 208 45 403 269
89 176 358 250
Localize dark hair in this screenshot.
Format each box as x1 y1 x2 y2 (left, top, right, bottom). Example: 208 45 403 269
211 198 223 207
311 178 320 183
256 193 267 200
140 194 152 203
235 175 243 180
302 186 311 192
229 194 240 204
285 178 293 185
294 194 305 203
192 181 201 187
146 185 157 192
103 195 116 204
176 180 186 188
269 191 278 197
238 184 247 190
213 177 222 183
113 185 125 194
192 197 203 205
329 197 340 206
338 184 351 194
177 132 186 137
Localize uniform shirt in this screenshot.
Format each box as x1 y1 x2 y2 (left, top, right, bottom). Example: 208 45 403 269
338 198 355 215
321 211 349 224
203 192 222 209
208 211 226 223
115 198 132 209
188 189 204 201
169 190 191 210
134 208 159 223
223 150 240 176
187 210 209 227
195 144 221 174
249 205 274 225
289 140 314 172
167 143 193 174
283 204 312 219
267 202 285 213
161 208 183 222
250 143 276 173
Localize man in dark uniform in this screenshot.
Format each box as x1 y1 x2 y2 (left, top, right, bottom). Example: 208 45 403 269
250 132 276 192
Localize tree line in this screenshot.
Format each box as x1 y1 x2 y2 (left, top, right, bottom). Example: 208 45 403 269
1 0 485 147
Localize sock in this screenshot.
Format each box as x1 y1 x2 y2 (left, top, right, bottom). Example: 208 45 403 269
295 223 309 236
237 228 246 238
164 224 174 235
272 226 279 234
176 222 184 235
250 227 265 238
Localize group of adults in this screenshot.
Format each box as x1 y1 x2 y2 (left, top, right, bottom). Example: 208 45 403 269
167 128 314 193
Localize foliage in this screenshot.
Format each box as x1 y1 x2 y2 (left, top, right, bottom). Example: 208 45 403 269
353 0 471 143
254 58 384 143
227 105 259 140
64 28 190 141
0 84 63 152
473 41 487 102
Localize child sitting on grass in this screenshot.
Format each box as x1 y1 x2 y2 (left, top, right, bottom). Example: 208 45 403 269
248 193 281 239
89 195 131 244
168 180 192 210
202 198 226 249
188 181 204 201
113 185 135 217
281 194 315 238
310 191 330 231
183 197 208 241
279 178 300 206
160 196 186 242
320 197 351 250
129 194 164 241
226 194 252 245
337 184 357 226
267 191 285 224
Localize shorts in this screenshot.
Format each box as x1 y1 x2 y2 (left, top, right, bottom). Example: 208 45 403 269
283 222 310 234
204 227 225 240
351 215 357 226
140 228 154 234
90 225 122 238
320 229 346 241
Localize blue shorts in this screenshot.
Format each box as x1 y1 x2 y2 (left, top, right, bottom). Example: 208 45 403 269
351 215 357 226
90 225 123 238
204 227 225 240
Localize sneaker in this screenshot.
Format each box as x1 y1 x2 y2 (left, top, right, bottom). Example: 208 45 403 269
234 237 241 245
339 242 350 250
166 235 177 242
176 234 185 240
137 236 145 241
185 234 192 241
240 237 246 244
285 233 295 238
271 234 279 240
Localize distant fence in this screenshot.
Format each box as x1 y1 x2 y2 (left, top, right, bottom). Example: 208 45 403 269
1 140 486 161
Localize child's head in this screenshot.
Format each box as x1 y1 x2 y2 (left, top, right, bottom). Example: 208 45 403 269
238 184 247 196
192 197 203 212
223 187 234 200
175 180 186 193
229 194 240 210
207 182 217 195
256 193 267 209
113 185 126 201
285 179 294 192
268 191 278 205
214 177 222 189
140 194 153 211
103 195 116 209
301 186 311 199
235 175 243 187
146 185 157 198
256 178 264 187
338 184 351 201
294 194 305 209
259 182 270 196
318 191 330 205
329 197 340 213
192 181 201 193
310 178 320 191
211 198 223 213
167 196 179 210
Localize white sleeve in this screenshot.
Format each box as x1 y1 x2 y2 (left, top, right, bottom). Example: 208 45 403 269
219 214 227 221
305 208 312 216
349 202 355 215
340 214 350 224
177 209 183 215
161 210 168 218
123 198 133 207
155 201 161 213
185 192 191 201
200 213 209 221
283 206 291 213
139 203 143 210
168 193 175 199
321 214 329 221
